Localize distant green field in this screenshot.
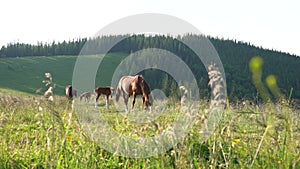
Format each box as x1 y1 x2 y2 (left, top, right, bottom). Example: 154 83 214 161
0 53 127 96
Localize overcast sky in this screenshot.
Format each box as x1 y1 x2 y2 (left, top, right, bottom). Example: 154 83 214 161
1 0 299 56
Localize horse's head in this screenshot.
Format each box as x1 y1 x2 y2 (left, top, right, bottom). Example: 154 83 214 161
148 93 154 106
136 75 153 109
135 74 144 84
109 86 114 93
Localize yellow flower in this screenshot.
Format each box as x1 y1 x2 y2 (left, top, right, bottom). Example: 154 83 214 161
266 75 277 87
232 139 241 147
66 135 72 141
249 56 263 73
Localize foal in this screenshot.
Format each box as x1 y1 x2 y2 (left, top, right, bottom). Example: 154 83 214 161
79 92 91 101
94 86 114 108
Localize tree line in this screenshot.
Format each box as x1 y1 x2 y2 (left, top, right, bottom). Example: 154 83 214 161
0 38 87 57
1 34 299 100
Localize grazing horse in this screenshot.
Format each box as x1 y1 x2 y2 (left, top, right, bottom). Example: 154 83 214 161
65 85 77 99
94 86 114 108
79 92 91 101
115 75 153 112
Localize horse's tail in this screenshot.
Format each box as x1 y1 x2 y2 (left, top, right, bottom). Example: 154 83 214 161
115 78 122 102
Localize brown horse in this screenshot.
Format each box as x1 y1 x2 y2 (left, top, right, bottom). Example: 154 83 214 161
94 86 114 108
115 75 153 111
65 85 77 99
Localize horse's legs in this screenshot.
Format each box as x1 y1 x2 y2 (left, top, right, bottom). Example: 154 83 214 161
142 97 145 108
115 88 121 102
95 93 100 108
105 95 109 109
123 92 129 112
132 92 137 109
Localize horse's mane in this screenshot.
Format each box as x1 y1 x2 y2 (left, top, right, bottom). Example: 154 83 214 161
136 75 151 94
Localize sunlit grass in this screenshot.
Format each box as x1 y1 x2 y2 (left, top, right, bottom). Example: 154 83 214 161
0 89 299 168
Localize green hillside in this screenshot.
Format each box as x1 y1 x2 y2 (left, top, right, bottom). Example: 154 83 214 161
0 88 35 97
1 35 299 100
0 53 126 96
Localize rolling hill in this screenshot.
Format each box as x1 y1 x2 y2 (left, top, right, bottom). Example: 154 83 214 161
0 53 126 96
0 35 299 100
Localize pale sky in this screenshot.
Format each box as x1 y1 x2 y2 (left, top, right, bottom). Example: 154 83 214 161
1 0 299 56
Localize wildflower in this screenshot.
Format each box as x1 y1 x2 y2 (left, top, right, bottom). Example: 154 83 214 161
44 87 53 97
41 72 56 101
48 96 54 101
232 138 241 147
45 72 52 79
208 63 226 107
249 56 263 73
66 135 72 141
179 86 188 106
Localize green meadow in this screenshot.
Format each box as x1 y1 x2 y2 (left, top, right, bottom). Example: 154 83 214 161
0 90 299 168
0 53 126 95
0 54 299 168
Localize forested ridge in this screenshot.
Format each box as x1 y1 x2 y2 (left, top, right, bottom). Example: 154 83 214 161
1 34 299 100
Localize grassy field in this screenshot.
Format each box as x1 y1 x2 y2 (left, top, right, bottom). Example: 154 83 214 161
0 88 299 168
0 54 300 168
0 53 126 96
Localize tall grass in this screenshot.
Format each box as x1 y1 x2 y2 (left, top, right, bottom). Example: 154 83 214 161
0 56 299 168
0 91 299 168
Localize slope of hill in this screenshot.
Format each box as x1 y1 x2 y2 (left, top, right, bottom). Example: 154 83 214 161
0 35 299 100
210 37 300 99
0 53 126 96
